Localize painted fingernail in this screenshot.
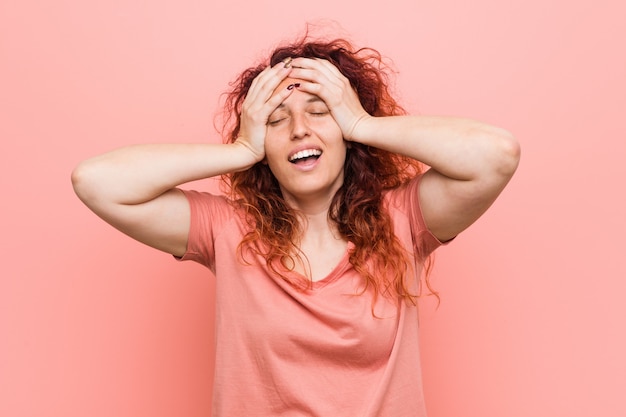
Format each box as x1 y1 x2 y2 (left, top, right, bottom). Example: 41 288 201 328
283 57 293 68
294 83 300 88
287 83 295 90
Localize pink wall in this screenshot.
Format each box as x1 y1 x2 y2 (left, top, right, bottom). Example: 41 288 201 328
2 1 624 416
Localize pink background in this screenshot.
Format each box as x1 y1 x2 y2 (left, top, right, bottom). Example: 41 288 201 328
2 1 625 416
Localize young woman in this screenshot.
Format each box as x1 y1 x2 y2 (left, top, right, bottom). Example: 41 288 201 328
72 34 520 416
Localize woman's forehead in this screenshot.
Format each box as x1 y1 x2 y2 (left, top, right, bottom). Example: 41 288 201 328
271 77 304 97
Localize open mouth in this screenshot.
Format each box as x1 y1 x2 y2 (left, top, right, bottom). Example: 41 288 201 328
288 149 322 164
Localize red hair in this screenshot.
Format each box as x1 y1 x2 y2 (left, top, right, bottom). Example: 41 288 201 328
218 32 435 305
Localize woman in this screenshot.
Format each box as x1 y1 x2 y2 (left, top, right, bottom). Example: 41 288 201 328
72 34 520 416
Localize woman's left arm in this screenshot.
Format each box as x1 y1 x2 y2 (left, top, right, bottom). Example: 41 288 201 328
353 115 521 242
289 57 521 242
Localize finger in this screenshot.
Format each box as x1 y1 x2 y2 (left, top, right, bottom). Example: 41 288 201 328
288 67 343 94
246 76 296 126
247 65 274 97
290 57 322 70
289 60 345 93
246 62 292 104
287 68 345 109
265 81 296 111
311 57 345 78
291 57 344 80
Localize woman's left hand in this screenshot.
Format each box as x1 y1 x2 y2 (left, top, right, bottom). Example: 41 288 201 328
288 57 372 142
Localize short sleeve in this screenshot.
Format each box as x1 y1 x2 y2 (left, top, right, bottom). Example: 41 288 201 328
386 174 448 262
176 189 234 270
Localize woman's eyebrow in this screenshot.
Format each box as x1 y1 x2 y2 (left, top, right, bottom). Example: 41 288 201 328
270 104 287 114
271 97 325 115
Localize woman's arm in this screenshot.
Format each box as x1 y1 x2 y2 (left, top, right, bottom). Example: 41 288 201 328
352 115 520 242
289 57 520 242
71 142 261 256
72 61 295 256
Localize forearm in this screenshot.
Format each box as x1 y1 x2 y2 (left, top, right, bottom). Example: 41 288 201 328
72 142 256 205
353 115 520 181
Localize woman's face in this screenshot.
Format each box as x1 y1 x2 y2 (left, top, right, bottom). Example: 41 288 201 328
264 78 347 208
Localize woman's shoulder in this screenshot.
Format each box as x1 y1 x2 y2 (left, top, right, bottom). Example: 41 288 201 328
179 189 242 224
180 188 230 204
384 173 424 210
384 173 446 256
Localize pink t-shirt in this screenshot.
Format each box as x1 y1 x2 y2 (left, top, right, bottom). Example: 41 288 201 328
179 175 442 416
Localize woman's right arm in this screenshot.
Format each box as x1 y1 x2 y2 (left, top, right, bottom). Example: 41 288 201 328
72 62 294 256
71 142 260 257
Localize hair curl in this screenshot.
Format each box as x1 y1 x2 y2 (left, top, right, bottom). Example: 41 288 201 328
218 32 435 306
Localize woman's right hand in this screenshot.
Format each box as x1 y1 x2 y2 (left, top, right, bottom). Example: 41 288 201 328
71 60 297 258
235 61 295 163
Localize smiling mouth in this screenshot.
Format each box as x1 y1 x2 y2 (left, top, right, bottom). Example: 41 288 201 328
288 149 322 164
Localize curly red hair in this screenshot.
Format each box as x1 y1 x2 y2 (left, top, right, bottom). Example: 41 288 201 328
218 32 435 305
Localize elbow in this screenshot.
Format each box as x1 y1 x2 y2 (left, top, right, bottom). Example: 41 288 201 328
71 160 97 203
490 128 521 179
71 162 84 198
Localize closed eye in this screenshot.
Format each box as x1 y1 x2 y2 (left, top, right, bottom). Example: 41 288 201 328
308 101 330 116
268 117 287 126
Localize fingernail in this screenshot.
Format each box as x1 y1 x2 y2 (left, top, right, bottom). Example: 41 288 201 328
283 57 293 68
294 83 300 88
287 83 295 90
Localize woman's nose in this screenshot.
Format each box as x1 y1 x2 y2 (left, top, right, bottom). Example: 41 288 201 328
290 113 310 140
